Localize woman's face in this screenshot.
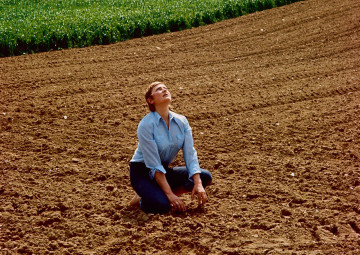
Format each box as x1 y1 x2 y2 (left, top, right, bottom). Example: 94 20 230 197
149 83 171 107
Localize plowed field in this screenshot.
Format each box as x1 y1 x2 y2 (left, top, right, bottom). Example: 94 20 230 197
1 0 360 254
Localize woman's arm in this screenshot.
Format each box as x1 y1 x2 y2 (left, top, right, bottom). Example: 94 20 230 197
154 172 186 212
182 117 201 180
137 123 167 178
181 118 208 205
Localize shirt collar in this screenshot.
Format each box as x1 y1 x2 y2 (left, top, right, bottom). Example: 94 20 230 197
153 111 174 126
169 111 174 122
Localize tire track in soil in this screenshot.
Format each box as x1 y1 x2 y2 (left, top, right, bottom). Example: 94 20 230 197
1 0 360 254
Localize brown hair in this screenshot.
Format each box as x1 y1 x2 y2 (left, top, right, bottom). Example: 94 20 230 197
145 81 164 112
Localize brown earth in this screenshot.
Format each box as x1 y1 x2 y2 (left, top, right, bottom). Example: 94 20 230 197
1 0 360 254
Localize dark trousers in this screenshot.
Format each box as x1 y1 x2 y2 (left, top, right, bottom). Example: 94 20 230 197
130 162 212 214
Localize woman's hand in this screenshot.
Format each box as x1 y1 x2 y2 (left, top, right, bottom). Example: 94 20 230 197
192 182 207 205
191 173 207 205
166 193 186 212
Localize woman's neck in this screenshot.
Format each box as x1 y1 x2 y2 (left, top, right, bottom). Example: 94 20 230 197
155 106 170 127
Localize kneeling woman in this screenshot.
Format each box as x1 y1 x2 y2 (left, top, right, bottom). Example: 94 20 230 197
129 82 212 214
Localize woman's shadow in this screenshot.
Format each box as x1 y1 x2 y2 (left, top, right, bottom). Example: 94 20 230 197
120 203 207 227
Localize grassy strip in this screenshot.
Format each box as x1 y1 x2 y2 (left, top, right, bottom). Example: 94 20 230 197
0 0 302 57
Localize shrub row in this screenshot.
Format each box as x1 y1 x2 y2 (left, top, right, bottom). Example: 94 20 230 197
0 0 302 57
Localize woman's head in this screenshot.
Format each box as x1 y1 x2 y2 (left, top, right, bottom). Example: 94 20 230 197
145 82 171 112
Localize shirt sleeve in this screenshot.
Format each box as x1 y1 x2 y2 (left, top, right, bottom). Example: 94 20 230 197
182 117 201 181
137 123 166 179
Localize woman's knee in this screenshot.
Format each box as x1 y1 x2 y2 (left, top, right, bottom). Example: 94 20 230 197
141 196 171 214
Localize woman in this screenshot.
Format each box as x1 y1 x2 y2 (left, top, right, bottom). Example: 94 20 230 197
129 81 212 214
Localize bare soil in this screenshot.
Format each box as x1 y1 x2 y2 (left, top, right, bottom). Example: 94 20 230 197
1 0 360 254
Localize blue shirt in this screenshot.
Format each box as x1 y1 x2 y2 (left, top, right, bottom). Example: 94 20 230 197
130 111 201 181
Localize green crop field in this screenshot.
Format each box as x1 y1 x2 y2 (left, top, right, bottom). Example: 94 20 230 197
0 0 302 57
